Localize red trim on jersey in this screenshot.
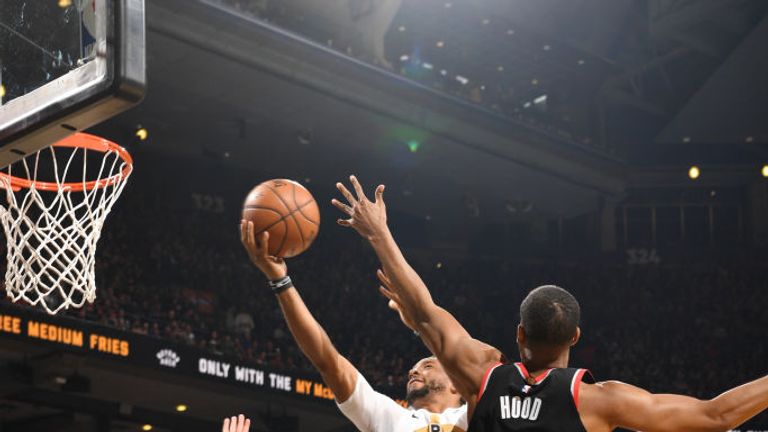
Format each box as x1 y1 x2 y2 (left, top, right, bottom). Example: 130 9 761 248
477 362 503 401
514 362 554 384
571 369 588 409
534 368 555 384
513 362 527 379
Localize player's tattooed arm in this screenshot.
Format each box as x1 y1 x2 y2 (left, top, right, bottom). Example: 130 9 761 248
333 176 501 406
578 376 768 432
239 221 358 402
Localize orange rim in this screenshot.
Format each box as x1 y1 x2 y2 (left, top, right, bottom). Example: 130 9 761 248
0 133 133 192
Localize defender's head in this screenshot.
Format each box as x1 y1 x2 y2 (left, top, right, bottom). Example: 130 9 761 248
405 356 462 409
517 285 581 357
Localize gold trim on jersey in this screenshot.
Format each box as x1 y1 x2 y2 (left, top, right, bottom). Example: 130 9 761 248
412 414 466 432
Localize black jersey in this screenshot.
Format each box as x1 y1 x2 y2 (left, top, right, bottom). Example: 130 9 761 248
468 362 594 432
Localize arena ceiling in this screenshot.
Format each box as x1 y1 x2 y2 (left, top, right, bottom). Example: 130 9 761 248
255 0 768 156
97 0 768 224
501 0 768 161
98 0 625 224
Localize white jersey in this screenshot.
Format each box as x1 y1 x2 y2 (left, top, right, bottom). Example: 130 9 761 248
337 372 468 432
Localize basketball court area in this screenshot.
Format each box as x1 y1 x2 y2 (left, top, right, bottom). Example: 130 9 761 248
1 0 768 431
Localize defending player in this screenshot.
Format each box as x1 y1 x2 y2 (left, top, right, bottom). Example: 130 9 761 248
239 220 470 432
332 175 768 432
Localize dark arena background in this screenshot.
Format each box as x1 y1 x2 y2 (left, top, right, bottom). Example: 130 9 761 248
1 0 768 431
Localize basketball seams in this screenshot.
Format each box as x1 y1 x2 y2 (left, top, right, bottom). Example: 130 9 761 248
290 184 306 251
251 214 285 236
262 182 298 257
274 218 289 257
291 185 318 250
246 180 318 257
243 207 284 234
242 206 283 214
263 181 305 256
246 204 315 244
262 183 294 213
295 199 320 226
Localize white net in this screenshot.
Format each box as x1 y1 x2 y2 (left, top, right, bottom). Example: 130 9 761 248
0 134 132 315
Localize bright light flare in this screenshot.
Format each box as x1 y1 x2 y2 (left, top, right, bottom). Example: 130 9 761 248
688 166 700 180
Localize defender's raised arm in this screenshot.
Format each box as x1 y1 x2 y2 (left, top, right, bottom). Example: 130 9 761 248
332 176 501 410
333 175 768 432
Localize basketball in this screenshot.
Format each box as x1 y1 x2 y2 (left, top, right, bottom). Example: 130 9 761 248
241 179 320 258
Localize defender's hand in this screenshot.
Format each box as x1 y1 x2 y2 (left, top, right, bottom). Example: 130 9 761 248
332 175 388 240
377 269 418 331
222 414 251 432
240 220 287 280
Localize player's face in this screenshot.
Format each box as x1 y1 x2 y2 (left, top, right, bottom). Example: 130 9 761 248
406 357 449 394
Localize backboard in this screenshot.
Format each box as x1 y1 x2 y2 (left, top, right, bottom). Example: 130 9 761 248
0 0 145 167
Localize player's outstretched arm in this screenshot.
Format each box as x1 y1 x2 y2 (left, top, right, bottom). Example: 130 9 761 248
376 268 501 406
222 414 250 432
580 375 768 432
240 221 358 402
332 176 501 404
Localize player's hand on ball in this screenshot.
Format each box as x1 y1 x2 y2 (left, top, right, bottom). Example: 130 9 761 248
222 414 250 432
332 175 387 239
240 220 288 280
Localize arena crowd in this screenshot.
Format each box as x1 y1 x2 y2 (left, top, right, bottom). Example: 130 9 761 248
3 183 761 415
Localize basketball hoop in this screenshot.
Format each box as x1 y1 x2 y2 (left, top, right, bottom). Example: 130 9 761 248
0 133 133 314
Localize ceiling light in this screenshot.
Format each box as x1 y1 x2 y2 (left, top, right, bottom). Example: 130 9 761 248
497 65 504 72
745 136 754 143
397 25 406 32
688 166 700 180
482 18 490 25
507 29 515 35
531 78 539 85
682 136 691 143
436 40 445 48
762 165 768 178
142 425 153 431
135 126 148 141
543 45 551 51
297 129 312 145
455 75 469 85
577 59 585 65
176 404 188 412
407 140 420 153
400 54 409 61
